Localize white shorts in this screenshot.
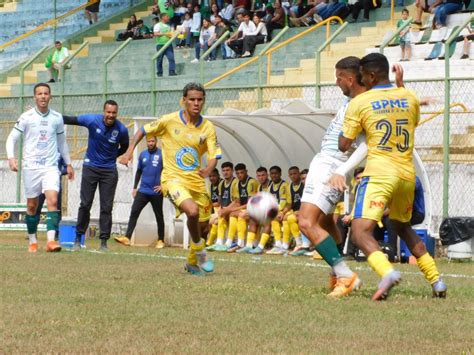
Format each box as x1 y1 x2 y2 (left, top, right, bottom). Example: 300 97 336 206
301 153 343 215
23 168 60 199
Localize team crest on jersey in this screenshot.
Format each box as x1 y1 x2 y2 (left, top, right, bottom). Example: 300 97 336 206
96 128 101 134
143 158 147 163
112 130 119 138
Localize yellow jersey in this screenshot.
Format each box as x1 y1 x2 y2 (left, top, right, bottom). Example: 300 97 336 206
269 180 291 211
143 110 222 191
219 177 239 207
342 85 420 182
258 180 270 192
237 176 259 205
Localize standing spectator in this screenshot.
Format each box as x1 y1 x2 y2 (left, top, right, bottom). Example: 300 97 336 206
85 0 101 25
241 14 268 57
397 9 411 61
47 41 70 83
219 0 235 22
191 4 203 45
154 13 177 77
158 0 175 21
115 137 165 249
266 0 285 40
210 3 221 24
133 19 153 40
227 12 256 56
434 0 463 28
63 100 129 251
116 15 138 41
191 18 217 63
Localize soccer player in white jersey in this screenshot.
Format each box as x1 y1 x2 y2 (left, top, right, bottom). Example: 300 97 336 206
298 57 366 297
6 83 74 253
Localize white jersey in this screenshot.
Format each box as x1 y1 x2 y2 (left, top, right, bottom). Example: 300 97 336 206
320 97 356 162
13 108 65 170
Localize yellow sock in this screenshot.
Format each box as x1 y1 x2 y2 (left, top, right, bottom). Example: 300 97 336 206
283 221 291 246
259 233 270 249
271 220 282 242
217 217 228 241
417 252 440 284
367 251 394 278
188 238 205 265
237 217 248 243
287 214 300 237
246 232 256 247
228 216 238 239
207 224 218 246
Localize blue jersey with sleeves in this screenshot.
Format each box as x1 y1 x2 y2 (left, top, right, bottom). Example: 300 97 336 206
137 148 163 195
77 114 129 169
413 176 425 215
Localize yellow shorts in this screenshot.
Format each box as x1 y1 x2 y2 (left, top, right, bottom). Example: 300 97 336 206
353 176 414 223
334 202 345 216
163 182 212 222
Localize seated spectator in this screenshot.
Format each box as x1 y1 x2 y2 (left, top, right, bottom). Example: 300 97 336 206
85 0 101 25
266 0 285 40
47 41 70 83
219 0 235 22
434 0 463 28
317 0 349 21
241 14 268 57
191 18 217 63
413 0 440 26
176 12 193 48
172 0 187 28
214 15 233 59
226 12 257 56
289 0 325 27
210 3 221 25
289 0 313 20
235 0 252 12
397 9 412 61
346 0 381 22
152 0 159 16
117 14 138 41
133 19 153 40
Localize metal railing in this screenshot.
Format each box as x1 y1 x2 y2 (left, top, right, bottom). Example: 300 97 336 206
60 41 89 112
103 37 133 101
442 13 474 217
419 102 468 125
379 16 412 54
199 31 231 84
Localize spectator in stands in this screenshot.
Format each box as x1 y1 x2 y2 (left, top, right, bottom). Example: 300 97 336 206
190 4 202 46
241 14 268 57
47 41 70 83
177 12 193 48
152 0 159 16
191 18 217 63
346 0 381 22
227 12 257 56
397 9 412 61
215 15 233 59
85 0 101 25
460 25 473 59
211 3 221 24
289 0 312 20
116 15 138 41
133 19 153 40
235 0 252 12
219 0 235 22
289 0 325 27
173 0 187 27
158 0 175 24
154 13 178 77
413 0 439 26
266 0 285 40
434 0 463 28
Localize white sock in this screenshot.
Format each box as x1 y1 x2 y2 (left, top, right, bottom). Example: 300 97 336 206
216 238 224 245
295 236 302 246
225 238 233 247
282 242 289 250
275 240 282 248
302 240 311 248
28 233 37 245
332 261 354 279
46 230 55 242
238 239 245 248
245 241 253 248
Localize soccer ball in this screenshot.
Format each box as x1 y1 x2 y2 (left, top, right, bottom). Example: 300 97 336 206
247 192 279 224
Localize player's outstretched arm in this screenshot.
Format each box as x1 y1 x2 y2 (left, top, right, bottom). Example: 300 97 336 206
6 128 21 172
57 131 74 181
119 128 146 166
63 115 82 125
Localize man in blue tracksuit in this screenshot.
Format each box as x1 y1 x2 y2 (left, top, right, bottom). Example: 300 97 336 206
63 100 129 250
114 136 165 248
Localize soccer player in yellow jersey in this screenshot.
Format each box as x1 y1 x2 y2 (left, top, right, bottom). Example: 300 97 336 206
120 83 222 275
283 166 304 253
266 165 292 255
206 168 221 247
337 53 446 300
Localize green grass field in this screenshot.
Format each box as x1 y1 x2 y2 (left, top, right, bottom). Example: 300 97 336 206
1 233 473 353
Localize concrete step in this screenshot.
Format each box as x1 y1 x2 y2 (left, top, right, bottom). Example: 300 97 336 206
0 83 12 96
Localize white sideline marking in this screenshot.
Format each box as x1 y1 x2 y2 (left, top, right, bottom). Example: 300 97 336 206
2 244 474 280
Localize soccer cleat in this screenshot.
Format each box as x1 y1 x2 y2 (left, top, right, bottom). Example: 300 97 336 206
114 236 131 246
313 251 323 260
196 251 214 273
328 273 361 298
372 270 402 301
236 246 253 254
99 239 108 252
184 263 205 276
214 244 229 252
432 279 447 298
266 247 284 255
329 274 337 291
227 245 241 253
248 246 264 255
46 241 61 252
290 247 309 257
28 243 38 253
205 244 217 251
156 240 165 249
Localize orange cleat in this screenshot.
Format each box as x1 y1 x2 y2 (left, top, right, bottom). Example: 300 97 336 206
28 243 38 253
329 274 337 291
328 273 361 298
46 240 62 252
